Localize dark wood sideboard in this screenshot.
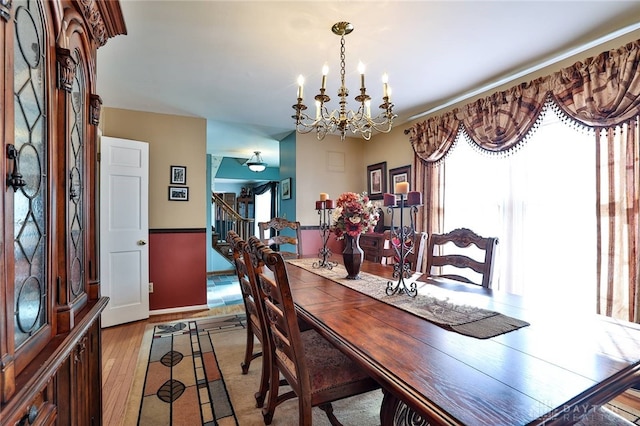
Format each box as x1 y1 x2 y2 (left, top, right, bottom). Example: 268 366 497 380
360 233 386 262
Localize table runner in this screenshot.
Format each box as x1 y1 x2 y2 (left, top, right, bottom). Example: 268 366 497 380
287 258 529 339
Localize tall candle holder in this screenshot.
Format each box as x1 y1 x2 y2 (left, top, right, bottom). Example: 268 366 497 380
384 191 421 297
313 199 338 270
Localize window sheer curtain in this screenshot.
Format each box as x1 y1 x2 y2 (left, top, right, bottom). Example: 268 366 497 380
406 39 640 322
443 111 597 312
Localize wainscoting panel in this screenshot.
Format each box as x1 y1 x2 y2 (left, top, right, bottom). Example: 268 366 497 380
300 227 344 259
149 229 207 310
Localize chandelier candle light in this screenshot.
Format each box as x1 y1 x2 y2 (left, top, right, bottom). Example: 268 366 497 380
384 182 422 297
313 193 338 270
292 22 397 141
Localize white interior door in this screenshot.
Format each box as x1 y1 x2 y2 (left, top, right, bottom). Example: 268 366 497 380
100 136 149 327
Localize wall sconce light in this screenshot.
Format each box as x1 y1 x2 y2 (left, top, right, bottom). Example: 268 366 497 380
246 151 267 172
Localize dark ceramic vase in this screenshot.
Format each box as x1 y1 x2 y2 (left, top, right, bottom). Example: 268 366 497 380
342 234 364 279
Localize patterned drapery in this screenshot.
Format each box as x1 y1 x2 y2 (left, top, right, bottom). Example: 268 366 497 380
408 111 460 163
461 79 548 153
549 42 640 127
595 123 639 320
412 154 444 268
407 39 640 322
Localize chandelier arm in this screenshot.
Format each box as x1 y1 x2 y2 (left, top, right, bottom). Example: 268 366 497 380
368 112 397 127
295 114 321 130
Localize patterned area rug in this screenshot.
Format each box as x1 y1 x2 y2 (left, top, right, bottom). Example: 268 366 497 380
125 314 383 425
132 314 245 425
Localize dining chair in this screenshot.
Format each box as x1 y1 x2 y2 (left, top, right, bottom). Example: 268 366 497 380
258 217 303 259
425 227 498 288
407 231 428 272
247 236 380 425
380 230 396 266
382 230 428 273
227 230 270 407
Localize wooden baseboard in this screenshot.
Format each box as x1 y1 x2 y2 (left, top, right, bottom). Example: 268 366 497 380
149 304 210 316
207 270 235 276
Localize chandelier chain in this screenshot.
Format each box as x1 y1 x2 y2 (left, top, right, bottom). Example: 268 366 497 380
340 35 346 90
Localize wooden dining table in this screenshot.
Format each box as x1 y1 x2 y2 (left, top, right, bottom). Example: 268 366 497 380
284 258 640 426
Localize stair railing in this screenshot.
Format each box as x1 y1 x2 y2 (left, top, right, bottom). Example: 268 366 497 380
211 192 254 243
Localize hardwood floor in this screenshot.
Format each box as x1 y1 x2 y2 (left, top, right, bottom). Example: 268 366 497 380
101 307 640 426
101 305 244 426
102 317 148 426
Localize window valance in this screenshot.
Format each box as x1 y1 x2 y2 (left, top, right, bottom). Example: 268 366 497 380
406 39 640 162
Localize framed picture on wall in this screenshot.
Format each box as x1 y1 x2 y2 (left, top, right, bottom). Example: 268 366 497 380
389 165 411 199
281 177 292 200
168 186 189 201
170 165 187 185
367 162 387 200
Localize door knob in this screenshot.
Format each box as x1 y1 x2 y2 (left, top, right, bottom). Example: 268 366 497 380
137 240 147 246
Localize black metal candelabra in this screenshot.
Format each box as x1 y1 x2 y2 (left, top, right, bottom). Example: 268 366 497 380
385 193 421 297
313 200 338 270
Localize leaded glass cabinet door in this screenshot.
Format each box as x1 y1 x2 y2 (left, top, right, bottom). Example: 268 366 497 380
67 47 87 309
11 0 52 373
54 13 96 331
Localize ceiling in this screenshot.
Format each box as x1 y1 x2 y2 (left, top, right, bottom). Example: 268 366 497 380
96 1 640 169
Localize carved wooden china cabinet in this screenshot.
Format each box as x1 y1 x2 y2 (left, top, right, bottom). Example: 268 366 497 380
1 1 125 424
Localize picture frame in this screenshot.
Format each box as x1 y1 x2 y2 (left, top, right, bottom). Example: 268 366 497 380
281 177 292 200
367 161 387 200
389 165 412 198
168 186 189 201
170 165 187 185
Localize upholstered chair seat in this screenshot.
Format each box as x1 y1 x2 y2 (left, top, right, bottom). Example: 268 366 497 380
276 330 373 395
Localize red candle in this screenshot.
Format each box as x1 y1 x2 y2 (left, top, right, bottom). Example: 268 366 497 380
407 191 422 206
325 199 335 209
383 193 396 207
316 200 324 210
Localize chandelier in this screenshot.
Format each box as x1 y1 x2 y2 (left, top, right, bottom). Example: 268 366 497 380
246 151 266 172
292 22 396 141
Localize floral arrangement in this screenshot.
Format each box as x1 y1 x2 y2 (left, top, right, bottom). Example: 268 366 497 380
331 192 380 239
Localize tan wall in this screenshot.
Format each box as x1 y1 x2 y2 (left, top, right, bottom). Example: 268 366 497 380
294 132 366 226
101 108 207 229
365 129 415 188
294 129 415 228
